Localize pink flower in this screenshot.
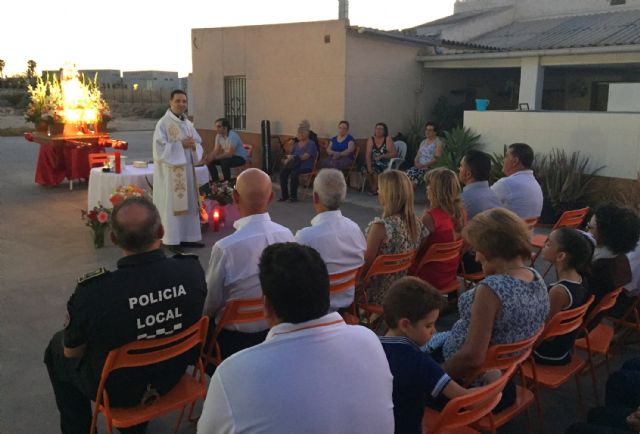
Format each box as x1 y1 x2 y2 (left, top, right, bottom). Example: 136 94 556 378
97 211 109 223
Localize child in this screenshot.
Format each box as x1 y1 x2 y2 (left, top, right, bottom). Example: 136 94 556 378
380 276 471 434
534 227 593 365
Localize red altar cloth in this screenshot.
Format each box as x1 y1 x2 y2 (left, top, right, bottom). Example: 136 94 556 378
31 133 109 186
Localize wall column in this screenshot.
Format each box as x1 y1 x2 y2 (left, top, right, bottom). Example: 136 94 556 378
519 56 544 110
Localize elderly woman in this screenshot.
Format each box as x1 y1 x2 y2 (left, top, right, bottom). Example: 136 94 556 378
365 122 396 196
405 122 443 185
278 121 318 203
321 120 356 170
441 208 549 381
204 118 248 182
362 170 428 307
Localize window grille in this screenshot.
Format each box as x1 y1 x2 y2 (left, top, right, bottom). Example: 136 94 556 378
224 76 246 130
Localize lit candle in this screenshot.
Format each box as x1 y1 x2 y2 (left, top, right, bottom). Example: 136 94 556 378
213 209 220 232
115 151 121 174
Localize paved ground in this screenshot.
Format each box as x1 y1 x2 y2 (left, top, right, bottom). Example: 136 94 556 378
0 130 638 433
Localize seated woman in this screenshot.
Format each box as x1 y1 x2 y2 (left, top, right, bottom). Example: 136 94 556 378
203 118 248 182
278 120 318 203
365 122 396 196
587 203 640 304
405 122 443 186
441 208 549 384
410 168 465 291
321 120 356 170
362 170 428 308
534 228 593 365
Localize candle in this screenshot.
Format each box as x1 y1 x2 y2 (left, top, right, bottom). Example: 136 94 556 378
213 209 220 232
115 151 121 174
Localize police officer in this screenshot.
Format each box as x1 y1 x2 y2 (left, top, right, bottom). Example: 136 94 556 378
44 196 206 434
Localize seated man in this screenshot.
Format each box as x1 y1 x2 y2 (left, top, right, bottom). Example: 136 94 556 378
203 118 248 183
459 150 502 273
204 168 294 360
198 243 394 434
491 143 543 219
44 197 207 434
295 169 366 311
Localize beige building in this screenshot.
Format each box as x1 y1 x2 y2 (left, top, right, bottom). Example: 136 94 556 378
191 20 443 165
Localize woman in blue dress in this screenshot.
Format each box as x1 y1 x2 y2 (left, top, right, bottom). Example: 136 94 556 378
322 120 357 170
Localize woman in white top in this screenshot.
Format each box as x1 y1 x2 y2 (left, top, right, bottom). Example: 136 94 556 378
203 118 248 182
405 122 443 186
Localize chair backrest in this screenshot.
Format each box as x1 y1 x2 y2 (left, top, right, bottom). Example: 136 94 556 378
553 207 589 231
414 239 464 271
329 267 361 296
393 140 408 160
96 316 209 404
585 287 623 324
539 295 595 341
473 328 543 378
428 364 516 434
88 152 115 168
362 250 416 282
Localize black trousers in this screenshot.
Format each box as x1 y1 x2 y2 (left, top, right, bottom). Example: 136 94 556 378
565 406 635 433
207 156 246 182
44 331 147 434
279 167 310 200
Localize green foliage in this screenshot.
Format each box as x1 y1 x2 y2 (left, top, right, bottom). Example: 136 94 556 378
489 145 507 183
435 126 482 171
403 113 426 166
533 149 605 209
431 96 464 132
3 91 29 108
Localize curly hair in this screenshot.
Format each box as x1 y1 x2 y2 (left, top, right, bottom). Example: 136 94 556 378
594 203 640 255
424 167 465 232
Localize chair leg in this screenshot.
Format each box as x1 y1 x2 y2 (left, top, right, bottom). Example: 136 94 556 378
587 354 600 405
575 374 585 418
172 406 187 434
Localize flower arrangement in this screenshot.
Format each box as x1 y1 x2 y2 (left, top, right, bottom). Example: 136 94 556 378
24 65 112 129
81 203 111 248
109 184 146 206
204 181 234 205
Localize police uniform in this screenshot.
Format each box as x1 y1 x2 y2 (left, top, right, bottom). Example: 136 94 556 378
44 249 206 434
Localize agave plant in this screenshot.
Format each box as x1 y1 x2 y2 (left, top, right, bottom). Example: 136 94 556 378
533 149 605 211
488 145 507 183
435 126 483 171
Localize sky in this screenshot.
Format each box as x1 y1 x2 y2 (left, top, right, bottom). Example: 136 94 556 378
0 0 455 77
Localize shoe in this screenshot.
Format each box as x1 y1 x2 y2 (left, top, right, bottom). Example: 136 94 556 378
367 191 378 196
277 197 288 202
180 241 205 248
288 198 298 203
164 244 184 254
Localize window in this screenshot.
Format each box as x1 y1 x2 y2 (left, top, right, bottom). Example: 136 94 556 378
224 75 246 130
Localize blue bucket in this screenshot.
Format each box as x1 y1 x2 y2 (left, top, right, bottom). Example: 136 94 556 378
475 99 490 111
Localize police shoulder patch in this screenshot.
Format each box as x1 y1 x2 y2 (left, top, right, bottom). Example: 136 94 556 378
173 252 198 260
77 267 109 284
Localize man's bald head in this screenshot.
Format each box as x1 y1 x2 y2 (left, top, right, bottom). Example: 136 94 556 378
234 168 273 215
110 197 163 253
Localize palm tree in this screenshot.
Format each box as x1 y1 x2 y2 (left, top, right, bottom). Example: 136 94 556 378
0 59 5 78
26 60 37 79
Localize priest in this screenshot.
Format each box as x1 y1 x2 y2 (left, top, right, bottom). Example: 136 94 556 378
152 89 204 253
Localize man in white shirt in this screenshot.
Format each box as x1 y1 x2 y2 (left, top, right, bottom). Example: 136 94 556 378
491 143 544 219
295 169 366 311
198 243 394 434
204 168 294 359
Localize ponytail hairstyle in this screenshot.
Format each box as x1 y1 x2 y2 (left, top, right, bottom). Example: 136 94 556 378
554 227 594 276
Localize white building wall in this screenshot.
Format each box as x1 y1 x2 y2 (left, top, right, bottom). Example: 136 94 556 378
464 110 640 179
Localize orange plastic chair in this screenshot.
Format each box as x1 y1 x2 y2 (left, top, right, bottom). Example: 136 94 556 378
470 329 543 434
88 152 114 168
90 316 209 434
412 239 464 295
329 266 361 325
341 145 360 189
575 287 624 402
356 250 417 327
608 294 640 335
532 207 589 274
301 152 321 200
205 298 266 367
521 295 595 415
458 260 485 292
422 364 516 434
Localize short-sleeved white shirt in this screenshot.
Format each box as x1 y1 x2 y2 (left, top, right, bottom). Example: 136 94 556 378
491 170 544 219
197 312 394 434
295 210 366 311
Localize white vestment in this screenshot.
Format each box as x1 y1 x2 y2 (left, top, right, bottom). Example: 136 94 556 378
152 109 203 245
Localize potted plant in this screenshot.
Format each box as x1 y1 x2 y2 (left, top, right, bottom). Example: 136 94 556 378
435 125 482 171
488 145 507 184
533 149 605 224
